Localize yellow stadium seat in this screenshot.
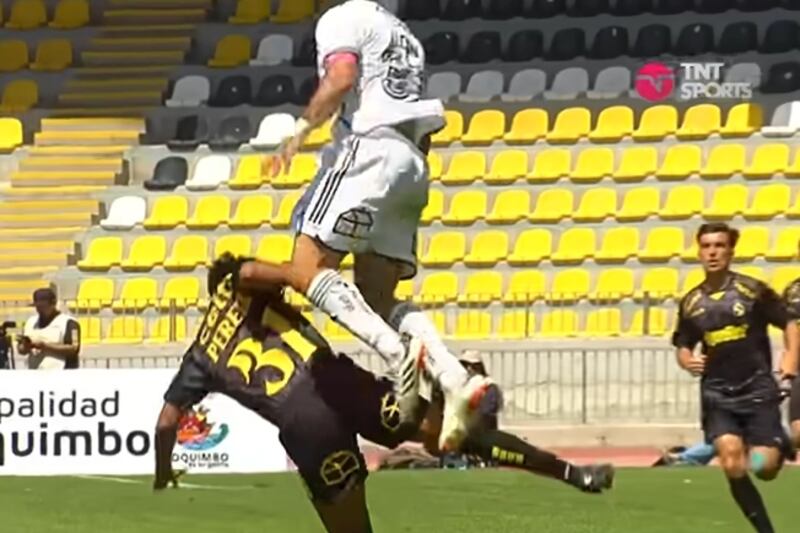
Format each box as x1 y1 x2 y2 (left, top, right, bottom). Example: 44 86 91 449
0 117 23 152
638 268 679 300
617 187 659 222
528 148 570 183
159 276 200 310
30 39 71 71
442 190 487 225
766 228 800 261
676 104 721 140
529 188 573 222
164 236 208 270
272 192 301 229
256 234 294 263
458 271 503 305
540 310 579 337
0 79 38 112
700 144 745 180
431 110 463 146
681 268 704 294
230 195 272 229
427 152 443 181
573 187 616 222
498 310 536 340
415 272 458 305
504 108 548 144
584 309 622 337
441 151 485 185
702 184 748 220
272 0 313 22
743 184 790 220
743 144 790 180
681 239 699 263
112 278 157 312
73 278 114 311
734 226 770 260
186 196 230 230
552 228 596 264
143 196 188 229
230 0 270 23
6 0 46 29
571 148 614 183
78 317 101 344
738 266 766 282
720 103 762 138
464 230 509 267
272 153 317 188
229 155 265 190
302 120 332 149
550 268 590 302
485 150 527 185
640 227 685 262
612 146 657 183
660 185 704 220
420 232 465 267
786 148 800 179
462 110 505 145
420 188 443 225
502 270 547 304
633 105 677 141
77 237 123 271
772 267 800 293
106 317 144 344
455 311 492 340
487 189 530 225
590 268 634 301
588 105 634 143
626 308 670 337
121 235 166 271
147 316 188 344
394 279 414 301
595 227 639 263
508 229 552 266
655 144 701 181
787 190 800 219
214 235 252 259
50 0 89 29
208 34 251 68
546 107 590 143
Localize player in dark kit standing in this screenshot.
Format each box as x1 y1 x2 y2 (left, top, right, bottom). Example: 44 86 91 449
782 240 800 449
673 223 798 533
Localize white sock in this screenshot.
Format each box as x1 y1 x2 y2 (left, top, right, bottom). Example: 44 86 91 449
388 302 467 392
307 269 405 370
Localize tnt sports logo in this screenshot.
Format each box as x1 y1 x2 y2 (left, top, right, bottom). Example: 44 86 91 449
635 62 754 101
176 405 229 451
635 62 676 102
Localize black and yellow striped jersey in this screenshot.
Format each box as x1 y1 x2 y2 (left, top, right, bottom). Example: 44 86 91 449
783 277 800 321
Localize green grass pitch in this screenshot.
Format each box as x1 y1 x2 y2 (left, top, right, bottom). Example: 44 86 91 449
1 469 797 532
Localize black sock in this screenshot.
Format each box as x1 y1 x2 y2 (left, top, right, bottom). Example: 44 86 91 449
728 476 774 533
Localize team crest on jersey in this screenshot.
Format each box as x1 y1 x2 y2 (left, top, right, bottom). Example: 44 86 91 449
381 29 424 100
380 392 401 431
320 450 361 486
732 301 746 317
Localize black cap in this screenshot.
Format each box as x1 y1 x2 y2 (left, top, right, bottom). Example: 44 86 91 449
32 288 56 304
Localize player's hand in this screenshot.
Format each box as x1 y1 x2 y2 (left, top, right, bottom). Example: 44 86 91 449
684 355 706 377
271 135 305 177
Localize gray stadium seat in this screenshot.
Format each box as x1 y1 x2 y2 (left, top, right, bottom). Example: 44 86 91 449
587 66 631 99
426 71 462 101
458 70 504 102
251 34 293 66
762 101 800 137
501 69 547 102
166 75 210 108
724 63 761 88
544 67 589 100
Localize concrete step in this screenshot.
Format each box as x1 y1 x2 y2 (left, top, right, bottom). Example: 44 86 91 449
0 278 51 291
103 8 207 25
58 91 164 107
20 157 124 172
0 185 105 198
0 211 95 228
0 241 76 254
0 226 84 239
34 129 141 145
65 77 168 92
0 199 99 214
47 107 152 118
75 65 174 78
81 50 185 66
0 265 59 278
40 117 145 134
98 24 196 38
10 170 117 187
27 145 130 157
108 0 211 7
89 36 192 52
0 252 69 269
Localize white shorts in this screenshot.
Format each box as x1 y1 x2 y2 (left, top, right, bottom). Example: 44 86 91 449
293 128 428 279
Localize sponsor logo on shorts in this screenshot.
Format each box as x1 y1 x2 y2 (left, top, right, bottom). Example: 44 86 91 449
380 393 401 431
320 450 360 486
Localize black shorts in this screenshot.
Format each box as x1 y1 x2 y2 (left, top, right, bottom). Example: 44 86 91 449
789 377 800 423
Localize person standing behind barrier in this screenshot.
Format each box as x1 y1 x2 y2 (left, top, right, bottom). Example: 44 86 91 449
17 288 81 370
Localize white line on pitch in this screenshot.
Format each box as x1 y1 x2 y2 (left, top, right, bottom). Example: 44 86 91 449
74 475 142 484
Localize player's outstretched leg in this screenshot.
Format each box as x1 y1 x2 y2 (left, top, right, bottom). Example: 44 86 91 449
716 435 775 533
153 402 184 490
312 482 373 533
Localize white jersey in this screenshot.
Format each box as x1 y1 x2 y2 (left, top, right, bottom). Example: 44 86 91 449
315 0 445 139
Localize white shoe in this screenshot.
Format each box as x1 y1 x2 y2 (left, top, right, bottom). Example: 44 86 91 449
394 335 424 425
438 374 492 453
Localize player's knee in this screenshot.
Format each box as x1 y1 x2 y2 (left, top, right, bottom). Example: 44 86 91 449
791 422 800 449
750 451 781 481
306 466 368 506
155 403 181 433
717 445 747 477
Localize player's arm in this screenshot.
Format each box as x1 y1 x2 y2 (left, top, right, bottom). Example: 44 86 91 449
672 300 704 376
759 282 799 380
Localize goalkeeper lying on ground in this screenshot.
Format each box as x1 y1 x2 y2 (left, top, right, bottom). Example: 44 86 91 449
153 254 614 533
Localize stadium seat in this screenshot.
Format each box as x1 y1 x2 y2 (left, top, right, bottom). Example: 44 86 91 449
617 187 659 222
106 317 145 344
420 232 466 267
73 278 114 311
548 28 585 60
441 151 485 185
700 144 745 180
461 32 502 64
626 308 670 337
762 62 800 94
254 75 295 107
214 235 252 259
573 187 616 222
186 196 230 229
503 270 547 303
166 116 207 152
583 309 622 337
77 237 123 271
424 31 460 64
772 266 800 293
546 107 591 143
0 79 37 113
633 105 678 141
588 106 634 142
144 196 188 230
302 118 332 149
762 20 798 54
508 229 552 265
676 22 714 56
702 184 748 220
612 0 650 15
680 268 704 293
291 35 316 68
571 148 614 182
185 155 231 191
485 150 528 185
591 25 629 58
544 67 589 100
30 39 71 71
211 75 252 107
121 236 166 271
272 153 317 188
595 227 639 263
720 103 762 137
230 195 272 229
442 190 487 225
230 0 270 23
272 192 302 229
272 0 313 23
394 280 413 301
415 272 459 305
767 228 800 261
464 230 509 266
164 236 209 270
0 117 23 152
734 226 770 260
590 268 635 301
251 113 294 151
166 76 210 107
6 0 46 29
498 310 536 340
552 228 596 264
209 115 251 151
462 110 505 145
444 0 483 21
428 72 462 102
256 234 294 263
660 185 704 220
550 268 590 302
430 110 463 146
762 101 800 137
147 316 188 344
638 268 679 300
633 23 671 57
505 30 544 62
612 147 657 182
504 108 548 144
487 189 530 224
112 278 157 312
101 196 146 230
656 144 701 181
208 35 251 68
640 227 685 262
455 311 493 340
676 104 721 140
724 62 761 87
735 266 764 283
458 271 503 304
743 144 790 179
528 148 570 183
251 34 294 66
588 66 631 99
502 69 547 102
420 188 444 225
743 184 790 220
78 318 101 345
529 188 573 222
427 152 443 182
540 310 579 337
50 0 89 29
228 155 265 190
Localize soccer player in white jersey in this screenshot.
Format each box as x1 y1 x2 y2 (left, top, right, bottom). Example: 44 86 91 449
238 0 487 451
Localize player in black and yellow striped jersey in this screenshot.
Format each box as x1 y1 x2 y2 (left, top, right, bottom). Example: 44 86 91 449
783 265 800 450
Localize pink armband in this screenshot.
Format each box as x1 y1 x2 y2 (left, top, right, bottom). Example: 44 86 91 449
324 51 359 69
